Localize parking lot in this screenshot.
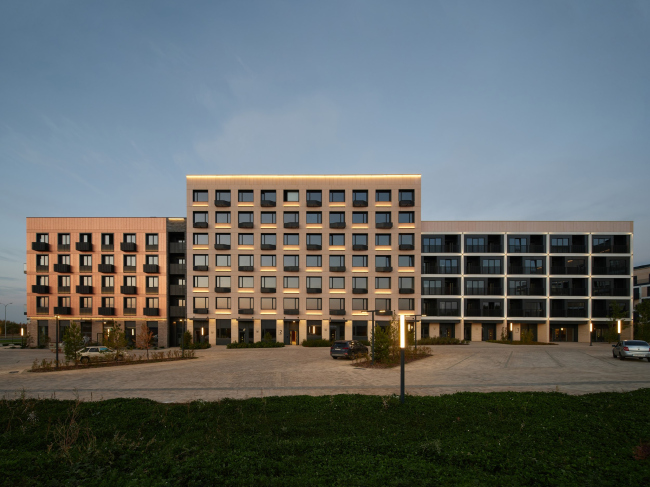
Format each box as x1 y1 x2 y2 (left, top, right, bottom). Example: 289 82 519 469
1 342 649 402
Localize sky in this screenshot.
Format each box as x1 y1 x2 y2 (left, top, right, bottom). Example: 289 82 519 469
1 0 649 323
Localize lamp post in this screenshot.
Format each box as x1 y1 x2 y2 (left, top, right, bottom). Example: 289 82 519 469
1 302 12 338
617 320 621 341
400 314 406 404
589 322 593 346
410 314 421 350
55 314 60 370
370 309 389 366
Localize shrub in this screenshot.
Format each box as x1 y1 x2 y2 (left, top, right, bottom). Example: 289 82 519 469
417 336 468 345
227 341 284 349
301 339 332 347
187 341 211 349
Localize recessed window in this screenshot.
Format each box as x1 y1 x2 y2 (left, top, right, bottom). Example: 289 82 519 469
215 212 230 223
261 276 276 288
193 233 209 245
215 190 231 202
329 190 345 202
306 234 322 245
238 255 254 267
399 277 414 289
375 277 391 289
193 190 208 202
353 277 368 289
216 276 231 288
193 255 208 267
284 276 300 289
375 234 391 246
261 297 276 310
284 297 299 309
330 255 345 267
261 255 276 267
398 212 415 223
306 212 322 224
352 298 368 310
261 190 276 202
375 298 391 310
194 212 209 224
306 298 322 310
399 298 414 310
124 233 136 244
261 233 276 245
329 277 345 289
399 234 414 245
329 212 345 224
353 234 368 245
284 190 299 202
399 255 414 267
284 255 299 267
375 212 391 223
284 212 299 224
238 212 253 223
238 234 254 245
36 233 49 243
352 212 368 224
329 298 345 310
216 297 231 309
352 255 368 267
238 190 254 202
329 234 345 246
306 190 322 202
398 189 414 202
352 190 368 203
215 255 231 267
239 276 254 288
239 297 254 311
307 276 322 289
261 212 276 224
376 190 391 202
284 234 299 245
306 255 322 267
376 255 391 267
215 233 230 245
146 234 158 246
193 276 209 288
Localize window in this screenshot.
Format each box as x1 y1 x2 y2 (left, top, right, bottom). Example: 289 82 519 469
193 190 208 202
194 297 209 309
352 190 368 203
102 297 114 308
306 190 322 203
329 277 345 289
329 190 345 202
102 234 113 246
193 233 209 245
260 255 276 267
352 212 368 224
238 233 254 245
146 234 158 246
216 297 231 309
353 277 368 289
284 255 299 267
261 212 276 224
59 275 71 288
193 276 209 288
329 255 345 267
329 212 345 224
238 190 254 202
215 233 231 246
36 233 48 243
124 255 135 267
482 259 501 273
238 297 254 309
238 255 254 267
399 189 414 202
194 212 209 224
399 234 414 246
37 254 49 266
375 212 391 223
353 234 368 246
124 297 137 310
306 212 322 224
399 298 414 310
306 234 322 246
284 190 299 202
509 280 528 295
352 255 368 267
524 259 542 272
375 277 391 289
261 297 276 310
329 234 345 246
398 212 414 223
36 296 49 308
284 212 299 224
306 255 322 267
81 255 92 267
261 233 276 245
216 276 231 288
80 233 91 243
375 234 391 246
58 254 71 265
329 298 345 310
215 190 231 203
284 297 299 310
376 190 391 202
123 233 136 244
284 276 300 289
58 233 70 246
307 276 322 289
123 276 135 286
215 212 231 223
261 190 276 202
399 277 414 289
146 276 159 289
352 298 368 310
238 212 253 224
261 276 276 289
284 234 299 245
36 275 49 286
215 254 231 267
101 255 113 265
306 298 322 310
376 255 391 267
194 255 208 268
375 298 391 310
238 276 254 288
398 255 414 267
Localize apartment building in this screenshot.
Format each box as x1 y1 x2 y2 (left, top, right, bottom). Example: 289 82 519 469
25 217 183 347
421 221 634 343
634 264 650 306
186 175 422 345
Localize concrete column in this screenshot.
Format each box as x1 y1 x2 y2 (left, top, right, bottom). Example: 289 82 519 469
578 323 590 343
496 322 507 341
276 319 284 344
230 319 238 344
299 320 307 345
431 323 439 338
254 319 262 343
455 322 462 339
513 323 521 341
539 320 550 343
322 320 330 341
208 318 216 345
471 323 482 342
344 321 353 340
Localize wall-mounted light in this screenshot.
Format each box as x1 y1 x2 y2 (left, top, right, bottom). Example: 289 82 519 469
509 322 512 332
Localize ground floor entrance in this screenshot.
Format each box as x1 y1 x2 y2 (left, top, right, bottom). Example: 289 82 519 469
482 324 496 341
284 320 299 345
550 325 579 342
238 320 254 344
329 321 345 341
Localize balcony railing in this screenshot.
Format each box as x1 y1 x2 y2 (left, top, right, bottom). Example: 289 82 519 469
53 264 71 273
31 285 50 294
76 242 92 251
284 309 299 315
423 287 460 296
37 307 49 315
375 222 393 229
169 285 186 295
352 288 368 294
58 286 70 294
31 242 49 251
307 288 322 294
466 287 503 296
306 199 322 207
422 244 460 253
330 266 346 272
507 309 546 318
193 221 209 228
80 265 92 273
76 285 93 294
465 244 503 253
465 308 504 317
80 307 92 315
285 222 300 229
124 307 136 316
193 308 209 314
169 242 186 253
422 265 459 274
422 308 460 317
238 308 254 315
399 288 415 294
329 222 346 229
261 287 276 293
214 199 230 207
330 309 346 315
465 265 502 275
98 264 115 273
399 244 415 251
306 244 322 251
144 308 159 316
146 287 159 295
170 306 186 317
214 243 231 251
284 266 299 272
399 199 414 207
239 265 254 272
375 266 392 272
143 264 160 273
121 242 137 252
507 245 545 253
550 309 587 318
592 288 630 297
260 244 276 250
549 288 587 296
101 244 114 252
550 245 587 253
170 264 187 274
53 306 71 315
98 307 115 316
508 266 545 275
121 286 137 294
57 244 70 252
352 200 368 207
101 287 114 294
592 244 630 254
261 199 276 207
36 265 49 272
352 244 368 251
193 265 208 272
238 222 254 229
592 266 629 276
550 266 587 275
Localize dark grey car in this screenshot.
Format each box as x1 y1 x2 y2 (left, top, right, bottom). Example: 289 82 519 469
330 340 368 360
612 340 650 361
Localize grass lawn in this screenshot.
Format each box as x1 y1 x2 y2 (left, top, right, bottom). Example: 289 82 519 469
1 390 650 485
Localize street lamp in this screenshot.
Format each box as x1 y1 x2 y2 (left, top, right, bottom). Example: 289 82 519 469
617 320 622 341
589 322 593 346
400 314 406 404
369 309 389 366
55 314 60 370
1 302 12 338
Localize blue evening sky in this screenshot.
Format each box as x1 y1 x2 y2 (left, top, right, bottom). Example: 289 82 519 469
1 1 649 322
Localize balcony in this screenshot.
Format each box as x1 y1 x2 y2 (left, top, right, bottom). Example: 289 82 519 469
238 266 254 272
376 222 393 229
121 286 137 294
550 288 587 296
37 307 49 315
550 245 587 253
57 244 70 252
422 244 460 253
192 265 208 272
101 286 114 294
352 244 368 251
423 286 460 296
399 244 415 251
352 288 368 294
143 264 159 273
80 308 92 315
53 307 71 315
592 266 629 276
330 266 346 272
215 287 231 293
593 243 630 254
124 308 137 316
261 199 276 207
592 287 630 297
375 266 392 272
32 242 49 251
238 308 254 315
53 264 71 273
465 308 503 317
31 285 50 294
466 265 502 275
169 285 186 295
169 242 186 253
306 244 322 251
307 288 322 294
58 286 70 294
550 309 587 318
465 244 503 253
98 264 115 273
399 288 415 294
330 309 346 315
80 265 92 273
101 244 114 252
550 266 587 275
306 199 322 207
121 242 137 252
76 286 93 294
193 222 209 229
238 222 254 229
145 244 158 252
422 265 459 274
284 309 299 315
170 306 186 317
507 245 545 253
507 309 546 318
76 242 92 251
260 244 276 251
423 308 460 317
261 287 276 293
214 199 231 207
508 266 544 275
146 287 159 295
352 200 368 207
284 266 299 272
284 222 299 229
144 308 159 316
170 264 187 274
36 265 49 272
193 308 209 314
399 199 414 207
466 287 503 296
329 222 346 229
507 288 544 296
214 243 231 250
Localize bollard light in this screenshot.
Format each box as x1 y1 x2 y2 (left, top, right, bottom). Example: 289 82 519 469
400 314 405 349
399 314 405 404
617 320 621 334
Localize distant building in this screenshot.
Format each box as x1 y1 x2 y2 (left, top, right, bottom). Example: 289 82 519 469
634 264 650 306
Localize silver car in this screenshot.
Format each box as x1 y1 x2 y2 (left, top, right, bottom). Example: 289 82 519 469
612 340 650 361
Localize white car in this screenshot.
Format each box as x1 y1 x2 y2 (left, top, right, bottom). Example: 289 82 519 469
78 346 127 363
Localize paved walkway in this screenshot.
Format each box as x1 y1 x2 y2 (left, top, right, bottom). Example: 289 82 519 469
0 342 648 402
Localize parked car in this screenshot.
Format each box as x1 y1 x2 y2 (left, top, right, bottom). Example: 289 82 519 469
78 346 128 363
612 340 650 361
330 340 368 360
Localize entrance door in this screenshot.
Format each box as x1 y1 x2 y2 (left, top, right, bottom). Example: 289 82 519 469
482 324 496 341
239 329 246 343
464 324 471 341
290 330 297 345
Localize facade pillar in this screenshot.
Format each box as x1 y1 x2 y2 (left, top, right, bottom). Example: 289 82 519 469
208 318 216 345
344 320 352 340
539 320 550 343
299 320 307 345
254 319 262 343
230 318 238 344
322 320 330 341
471 322 482 342
276 319 284 344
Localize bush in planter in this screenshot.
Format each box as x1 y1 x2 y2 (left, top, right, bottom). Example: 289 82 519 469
301 339 332 347
417 336 468 345
227 341 284 349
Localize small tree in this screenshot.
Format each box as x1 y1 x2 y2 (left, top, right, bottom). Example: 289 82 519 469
63 322 85 363
605 301 628 343
136 323 154 359
182 330 192 349
634 300 650 343
22 331 34 349
104 321 128 360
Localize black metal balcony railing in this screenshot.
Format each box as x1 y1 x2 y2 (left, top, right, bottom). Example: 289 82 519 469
169 242 186 253
423 287 460 296
375 222 393 229
352 288 368 294
261 287 276 293
465 244 503 253
31 285 50 294
330 266 346 272
169 285 186 295
306 244 322 251
97 307 114 316
80 307 92 315
465 308 504 317
238 308 254 315
330 309 346 315
239 265 254 272
37 307 49 315
422 308 460 317
549 288 587 296
550 245 587 253
261 244 276 250
193 308 209 314
101 287 114 294
36 265 49 272
284 309 299 315
399 199 414 207
399 244 415 251
285 222 300 229
169 306 186 317
508 266 545 275
592 266 629 276
31 242 49 251
352 200 367 207
193 221 209 228
146 287 159 295
121 242 137 252
76 285 93 294
76 242 92 251
422 265 459 274
123 265 137 273
170 264 187 274
144 308 160 316
399 288 415 294
79 265 92 272
215 286 231 293
53 306 71 315
57 244 70 252
507 245 545 253
214 199 230 207
507 309 546 318
466 287 503 296
145 244 158 252
124 307 137 316
375 266 392 272
465 265 502 275
284 266 299 272
193 265 209 272
352 244 368 251
307 199 322 207
144 264 159 273
98 264 115 273
550 266 587 275
101 244 114 252
422 244 460 253
592 244 630 254
214 243 231 250
58 286 70 294
261 199 276 207
121 286 137 294
592 287 630 297
238 222 254 229
550 309 587 318
329 222 346 229
53 264 71 273
307 288 322 294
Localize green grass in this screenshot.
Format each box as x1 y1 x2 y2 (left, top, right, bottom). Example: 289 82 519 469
1 391 650 485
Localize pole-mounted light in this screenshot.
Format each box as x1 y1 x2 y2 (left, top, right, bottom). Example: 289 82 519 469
617 320 621 335
399 314 405 404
